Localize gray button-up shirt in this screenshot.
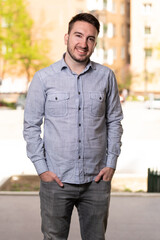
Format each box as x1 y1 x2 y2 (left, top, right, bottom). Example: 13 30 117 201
23 56 123 184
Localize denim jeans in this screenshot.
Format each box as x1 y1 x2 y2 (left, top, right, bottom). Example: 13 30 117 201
39 180 111 240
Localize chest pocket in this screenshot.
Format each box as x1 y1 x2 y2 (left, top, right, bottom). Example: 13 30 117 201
90 92 105 117
47 93 70 117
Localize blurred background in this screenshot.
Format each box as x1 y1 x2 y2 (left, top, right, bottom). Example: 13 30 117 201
0 0 160 192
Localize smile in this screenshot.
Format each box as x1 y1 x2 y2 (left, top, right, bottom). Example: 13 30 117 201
76 48 88 55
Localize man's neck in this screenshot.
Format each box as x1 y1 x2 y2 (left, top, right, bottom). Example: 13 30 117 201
64 52 88 75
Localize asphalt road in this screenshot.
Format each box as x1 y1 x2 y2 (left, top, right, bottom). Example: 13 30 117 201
0 192 160 240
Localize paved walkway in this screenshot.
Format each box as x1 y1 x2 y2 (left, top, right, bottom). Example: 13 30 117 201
0 192 160 240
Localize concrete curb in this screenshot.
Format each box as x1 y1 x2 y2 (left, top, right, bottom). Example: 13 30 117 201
0 191 160 197
0 191 39 196
111 192 160 197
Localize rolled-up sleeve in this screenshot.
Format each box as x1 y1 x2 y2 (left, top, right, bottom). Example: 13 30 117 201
105 70 123 169
23 72 49 175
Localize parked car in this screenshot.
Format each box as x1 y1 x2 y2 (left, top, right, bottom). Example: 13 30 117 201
15 93 26 109
145 97 160 109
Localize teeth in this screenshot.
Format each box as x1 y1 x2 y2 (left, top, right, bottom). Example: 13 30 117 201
78 49 86 53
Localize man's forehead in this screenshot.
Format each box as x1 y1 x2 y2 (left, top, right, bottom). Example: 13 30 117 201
71 21 98 35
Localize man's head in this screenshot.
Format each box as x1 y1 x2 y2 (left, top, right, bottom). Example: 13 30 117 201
68 13 100 35
64 13 100 64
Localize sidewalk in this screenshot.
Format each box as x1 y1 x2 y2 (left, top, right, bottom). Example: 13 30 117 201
0 192 160 240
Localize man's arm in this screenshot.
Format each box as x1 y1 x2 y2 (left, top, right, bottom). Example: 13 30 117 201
95 70 123 182
23 72 63 186
23 72 48 174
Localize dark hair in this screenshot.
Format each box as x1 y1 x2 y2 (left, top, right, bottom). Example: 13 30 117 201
68 13 100 34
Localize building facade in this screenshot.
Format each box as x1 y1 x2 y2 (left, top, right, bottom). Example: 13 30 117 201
87 0 131 90
2 0 160 95
27 0 87 62
130 0 160 94
0 0 87 93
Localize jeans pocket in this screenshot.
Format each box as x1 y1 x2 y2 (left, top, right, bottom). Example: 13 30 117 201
99 180 111 192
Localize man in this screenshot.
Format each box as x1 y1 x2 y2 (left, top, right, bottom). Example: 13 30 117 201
24 13 123 240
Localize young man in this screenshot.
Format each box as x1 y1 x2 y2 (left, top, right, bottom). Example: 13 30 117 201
24 13 123 240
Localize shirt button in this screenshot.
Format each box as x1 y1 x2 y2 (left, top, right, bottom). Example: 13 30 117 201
78 91 81 95
55 97 58 100
79 140 81 143
79 156 81 159
99 97 102 100
79 107 81 110
79 123 81 127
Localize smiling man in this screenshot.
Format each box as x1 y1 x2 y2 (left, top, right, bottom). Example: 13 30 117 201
23 13 123 240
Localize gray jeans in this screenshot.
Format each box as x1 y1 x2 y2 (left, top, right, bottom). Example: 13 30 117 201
39 180 111 240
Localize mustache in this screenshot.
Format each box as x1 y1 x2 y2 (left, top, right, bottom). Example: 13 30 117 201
77 46 88 51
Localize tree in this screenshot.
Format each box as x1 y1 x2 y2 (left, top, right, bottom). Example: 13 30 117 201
0 0 51 86
118 65 132 92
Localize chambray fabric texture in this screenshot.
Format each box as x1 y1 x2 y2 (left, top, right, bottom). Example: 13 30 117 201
23 56 123 184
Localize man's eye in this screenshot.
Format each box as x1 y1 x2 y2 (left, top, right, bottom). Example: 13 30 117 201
88 37 95 42
76 34 82 38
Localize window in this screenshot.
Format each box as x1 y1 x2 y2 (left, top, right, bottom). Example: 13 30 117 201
126 2 130 18
113 47 117 60
1 18 8 28
144 26 151 35
142 3 152 15
104 48 117 65
2 45 7 55
120 2 125 15
99 22 104 38
87 0 103 10
1 44 12 55
107 0 116 13
107 23 116 38
127 24 130 41
121 24 125 37
145 48 152 57
103 23 108 36
104 50 108 61
121 46 125 59
103 0 107 9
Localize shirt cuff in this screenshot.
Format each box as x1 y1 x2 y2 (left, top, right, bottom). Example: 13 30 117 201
33 160 49 175
106 154 118 169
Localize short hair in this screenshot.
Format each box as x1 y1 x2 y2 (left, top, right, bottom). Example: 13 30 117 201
68 13 100 34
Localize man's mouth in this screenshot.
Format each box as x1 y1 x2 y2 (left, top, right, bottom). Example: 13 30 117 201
76 48 88 54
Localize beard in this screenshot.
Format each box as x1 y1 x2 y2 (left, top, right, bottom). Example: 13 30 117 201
67 45 91 63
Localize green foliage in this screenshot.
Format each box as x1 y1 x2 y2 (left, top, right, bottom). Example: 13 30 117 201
0 0 51 82
0 100 16 109
118 66 132 92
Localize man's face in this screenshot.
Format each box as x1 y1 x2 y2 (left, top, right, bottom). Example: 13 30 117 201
64 21 98 64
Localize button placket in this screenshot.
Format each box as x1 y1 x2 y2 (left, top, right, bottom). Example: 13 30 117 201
77 74 84 181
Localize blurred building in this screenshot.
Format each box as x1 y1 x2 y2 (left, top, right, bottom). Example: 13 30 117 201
1 0 160 94
88 0 130 90
0 0 87 93
27 0 87 61
130 0 160 94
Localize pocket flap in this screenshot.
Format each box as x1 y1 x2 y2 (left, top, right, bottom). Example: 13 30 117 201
90 92 104 102
48 93 70 102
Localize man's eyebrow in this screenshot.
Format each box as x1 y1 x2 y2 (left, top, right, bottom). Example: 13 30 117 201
74 31 96 39
74 31 83 35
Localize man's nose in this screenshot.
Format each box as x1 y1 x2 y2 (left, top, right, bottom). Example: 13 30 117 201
81 38 88 48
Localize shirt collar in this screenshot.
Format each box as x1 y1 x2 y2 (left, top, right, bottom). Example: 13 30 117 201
55 53 96 73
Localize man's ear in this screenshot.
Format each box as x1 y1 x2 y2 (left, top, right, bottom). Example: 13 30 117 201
64 34 69 45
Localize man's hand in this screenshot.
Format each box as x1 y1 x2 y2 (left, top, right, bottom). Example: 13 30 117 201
95 167 115 182
39 171 64 187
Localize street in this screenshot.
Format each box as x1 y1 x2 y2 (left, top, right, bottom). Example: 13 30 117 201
0 192 160 240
